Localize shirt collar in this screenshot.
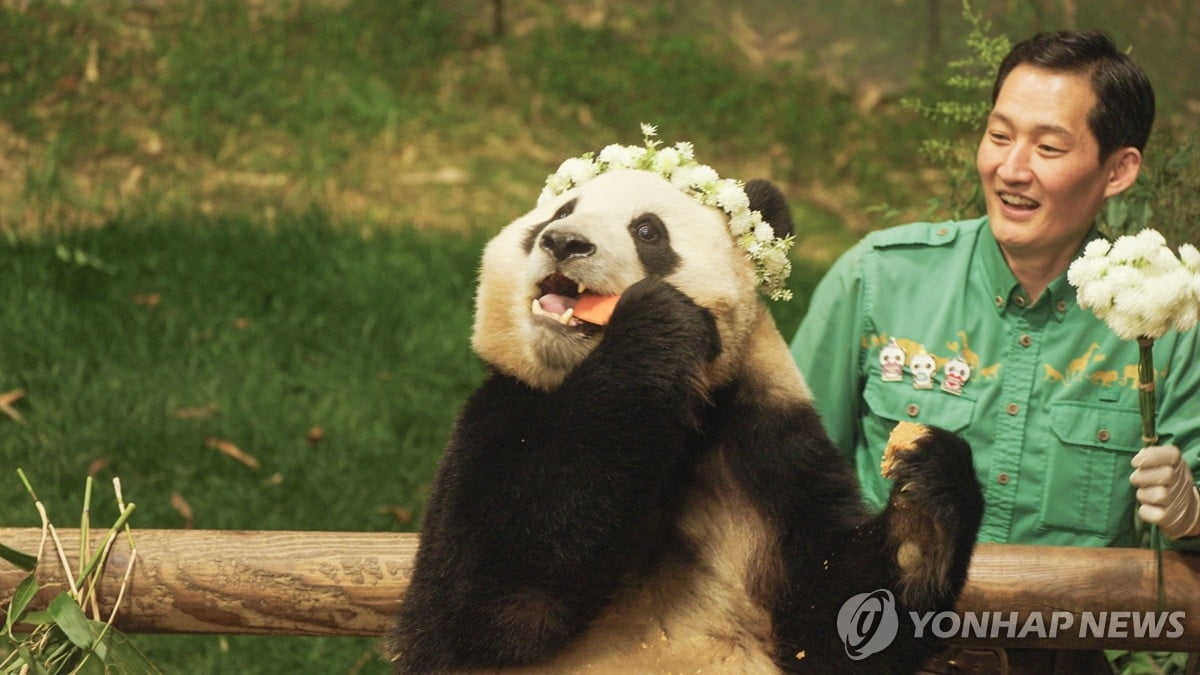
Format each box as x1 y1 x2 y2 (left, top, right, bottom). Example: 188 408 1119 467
977 219 1101 322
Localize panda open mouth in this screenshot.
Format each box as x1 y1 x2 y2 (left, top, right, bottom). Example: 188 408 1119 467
531 273 602 330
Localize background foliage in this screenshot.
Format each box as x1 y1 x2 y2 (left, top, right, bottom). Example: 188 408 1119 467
2 1 1198 672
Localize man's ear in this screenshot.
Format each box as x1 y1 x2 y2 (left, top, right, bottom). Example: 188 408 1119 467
1103 147 1143 198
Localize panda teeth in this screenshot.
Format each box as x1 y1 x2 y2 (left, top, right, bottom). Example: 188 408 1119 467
577 282 588 294
530 298 581 327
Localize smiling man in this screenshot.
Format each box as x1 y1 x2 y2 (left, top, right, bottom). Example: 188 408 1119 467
790 29 1200 671
791 31 1200 554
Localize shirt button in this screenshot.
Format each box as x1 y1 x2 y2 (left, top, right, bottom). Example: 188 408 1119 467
1019 334 1032 347
905 404 920 417
936 227 949 236
997 472 1010 485
1056 300 1068 312
1006 403 1019 415
1097 429 1111 442
994 295 1005 307
1014 295 1027 307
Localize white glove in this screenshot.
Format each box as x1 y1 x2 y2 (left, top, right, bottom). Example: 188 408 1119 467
1130 445 1200 540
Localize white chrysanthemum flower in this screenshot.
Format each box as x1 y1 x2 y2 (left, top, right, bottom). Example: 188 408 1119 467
754 219 776 243
1075 274 1118 314
1180 243 1200 272
673 141 695 162
557 157 598 186
728 213 753 237
715 180 751 213
543 173 573 196
688 164 720 189
1110 228 1167 263
1082 238 1112 259
1174 292 1199 333
1104 311 1145 341
1066 255 1108 288
669 164 707 191
652 147 682 176
640 122 658 139
763 247 790 276
597 143 643 169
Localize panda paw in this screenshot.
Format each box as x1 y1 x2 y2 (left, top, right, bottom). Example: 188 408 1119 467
878 425 983 608
605 278 721 363
884 424 980 508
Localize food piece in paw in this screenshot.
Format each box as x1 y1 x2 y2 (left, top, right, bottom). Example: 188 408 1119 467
573 294 621 326
880 421 930 478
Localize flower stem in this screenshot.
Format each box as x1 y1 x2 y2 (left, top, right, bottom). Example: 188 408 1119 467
1137 336 1157 445
1137 336 1165 610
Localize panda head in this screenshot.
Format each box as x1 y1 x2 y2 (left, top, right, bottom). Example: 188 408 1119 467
472 168 793 391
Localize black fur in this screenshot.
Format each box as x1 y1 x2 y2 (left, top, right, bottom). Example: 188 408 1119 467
522 199 577 253
709 387 984 671
745 179 795 239
390 177 983 674
628 212 680 277
390 279 720 671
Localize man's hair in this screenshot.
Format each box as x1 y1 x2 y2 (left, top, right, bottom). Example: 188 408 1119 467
992 30 1155 161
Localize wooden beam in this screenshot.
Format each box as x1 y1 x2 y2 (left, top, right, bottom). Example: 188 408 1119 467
2 528 1199 650
0 529 416 636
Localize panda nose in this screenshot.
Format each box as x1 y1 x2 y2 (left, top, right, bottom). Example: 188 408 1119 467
539 230 596 262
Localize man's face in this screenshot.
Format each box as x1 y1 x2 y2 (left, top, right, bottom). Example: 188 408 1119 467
977 64 1133 262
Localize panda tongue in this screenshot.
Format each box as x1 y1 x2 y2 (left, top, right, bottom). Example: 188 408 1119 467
537 293 576 316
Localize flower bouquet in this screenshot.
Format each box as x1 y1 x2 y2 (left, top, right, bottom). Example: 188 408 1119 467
1068 228 1200 605
1068 229 1200 444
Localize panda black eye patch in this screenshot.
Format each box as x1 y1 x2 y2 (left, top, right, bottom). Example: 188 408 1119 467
522 199 578 253
628 213 679 277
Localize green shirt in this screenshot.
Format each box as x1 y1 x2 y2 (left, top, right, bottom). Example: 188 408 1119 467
790 217 1200 548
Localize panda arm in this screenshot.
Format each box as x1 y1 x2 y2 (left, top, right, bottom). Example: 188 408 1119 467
391 278 718 671
714 393 981 672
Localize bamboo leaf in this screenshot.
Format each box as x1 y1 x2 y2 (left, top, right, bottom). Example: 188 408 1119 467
19 609 54 626
95 629 165 674
4 573 38 633
73 651 106 675
14 645 48 675
47 593 93 649
0 542 37 571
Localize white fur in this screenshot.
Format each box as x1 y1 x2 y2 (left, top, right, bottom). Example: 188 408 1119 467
469 169 813 672
472 169 762 392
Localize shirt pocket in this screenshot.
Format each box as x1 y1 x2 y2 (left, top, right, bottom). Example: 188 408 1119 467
1038 401 1142 537
859 378 976 505
863 377 976 433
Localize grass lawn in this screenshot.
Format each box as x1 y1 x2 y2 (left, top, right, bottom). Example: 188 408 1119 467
0 211 834 671
1 217 488 672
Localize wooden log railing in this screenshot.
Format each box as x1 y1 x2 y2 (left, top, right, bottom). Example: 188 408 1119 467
2 528 1199 652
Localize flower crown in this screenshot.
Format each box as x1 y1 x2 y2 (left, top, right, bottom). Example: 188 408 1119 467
537 124 795 301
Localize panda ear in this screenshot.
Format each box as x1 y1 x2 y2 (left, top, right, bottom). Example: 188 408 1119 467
743 179 794 240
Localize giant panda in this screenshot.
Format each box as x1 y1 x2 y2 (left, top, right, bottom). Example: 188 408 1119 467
387 146 984 673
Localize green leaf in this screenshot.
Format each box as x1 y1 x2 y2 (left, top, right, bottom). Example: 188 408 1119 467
47 594 93 650
0 543 38 572
95 629 164 674
14 645 48 675
19 609 54 626
4 573 38 634
73 652 106 675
